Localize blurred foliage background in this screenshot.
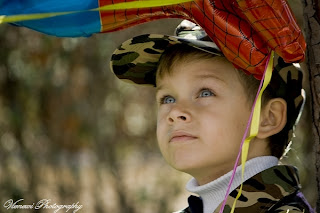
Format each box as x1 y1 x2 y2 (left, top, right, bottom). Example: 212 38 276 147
0 3 317 212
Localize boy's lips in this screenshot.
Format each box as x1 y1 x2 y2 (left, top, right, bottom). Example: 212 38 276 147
169 131 198 143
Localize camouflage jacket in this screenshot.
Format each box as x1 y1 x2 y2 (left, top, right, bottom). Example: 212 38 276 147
176 165 314 213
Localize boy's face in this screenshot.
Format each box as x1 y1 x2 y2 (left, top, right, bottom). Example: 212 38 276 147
156 57 253 184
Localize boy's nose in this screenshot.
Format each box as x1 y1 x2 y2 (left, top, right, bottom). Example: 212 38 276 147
167 106 191 123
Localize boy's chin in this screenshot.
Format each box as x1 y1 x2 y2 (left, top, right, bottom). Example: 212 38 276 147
170 160 239 185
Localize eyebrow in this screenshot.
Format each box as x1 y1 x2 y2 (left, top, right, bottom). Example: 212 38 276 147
156 71 227 91
193 73 227 85
156 85 165 93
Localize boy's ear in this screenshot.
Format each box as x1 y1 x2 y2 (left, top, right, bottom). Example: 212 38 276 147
256 98 287 139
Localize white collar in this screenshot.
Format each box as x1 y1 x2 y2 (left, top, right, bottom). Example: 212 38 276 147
186 156 279 213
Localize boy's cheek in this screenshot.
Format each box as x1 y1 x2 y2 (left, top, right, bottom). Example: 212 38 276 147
156 119 169 147
156 121 164 138
156 109 167 126
156 114 162 129
156 119 163 139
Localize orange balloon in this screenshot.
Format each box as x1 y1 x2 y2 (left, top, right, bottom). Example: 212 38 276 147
2 0 305 77
99 0 306 78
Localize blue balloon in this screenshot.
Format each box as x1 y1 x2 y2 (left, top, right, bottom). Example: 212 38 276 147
0 0 101 37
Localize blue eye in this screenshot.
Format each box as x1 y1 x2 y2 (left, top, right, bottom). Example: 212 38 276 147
161 96 175 104
199 89 214 97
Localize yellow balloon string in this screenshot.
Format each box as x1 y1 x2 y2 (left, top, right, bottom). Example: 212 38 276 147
95 0 192 11
0 0 193 24
230 51 274 213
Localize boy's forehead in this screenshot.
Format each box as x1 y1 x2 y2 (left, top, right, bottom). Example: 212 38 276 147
156 56 238 86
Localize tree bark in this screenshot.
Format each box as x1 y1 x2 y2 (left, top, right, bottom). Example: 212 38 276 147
302 0 320 211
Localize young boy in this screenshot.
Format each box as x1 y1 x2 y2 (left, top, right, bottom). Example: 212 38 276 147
110 20 314 213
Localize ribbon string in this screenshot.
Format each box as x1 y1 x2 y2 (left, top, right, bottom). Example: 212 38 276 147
219 51 274 213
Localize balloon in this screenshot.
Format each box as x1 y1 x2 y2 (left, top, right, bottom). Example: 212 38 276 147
0 0 306 78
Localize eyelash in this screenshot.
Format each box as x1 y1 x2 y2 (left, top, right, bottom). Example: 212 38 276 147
159 95 174 105
158 88 215 105
198 88 215 97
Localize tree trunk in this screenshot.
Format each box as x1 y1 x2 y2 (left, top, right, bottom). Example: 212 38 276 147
302 0 320 211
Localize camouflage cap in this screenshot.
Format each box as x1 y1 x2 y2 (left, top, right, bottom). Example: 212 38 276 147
110 20 305 145
110 20 222 85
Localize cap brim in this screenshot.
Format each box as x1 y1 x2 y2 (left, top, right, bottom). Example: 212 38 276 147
110 34 222 86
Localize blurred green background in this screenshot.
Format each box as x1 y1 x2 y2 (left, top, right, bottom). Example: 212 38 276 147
0 5 317 213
